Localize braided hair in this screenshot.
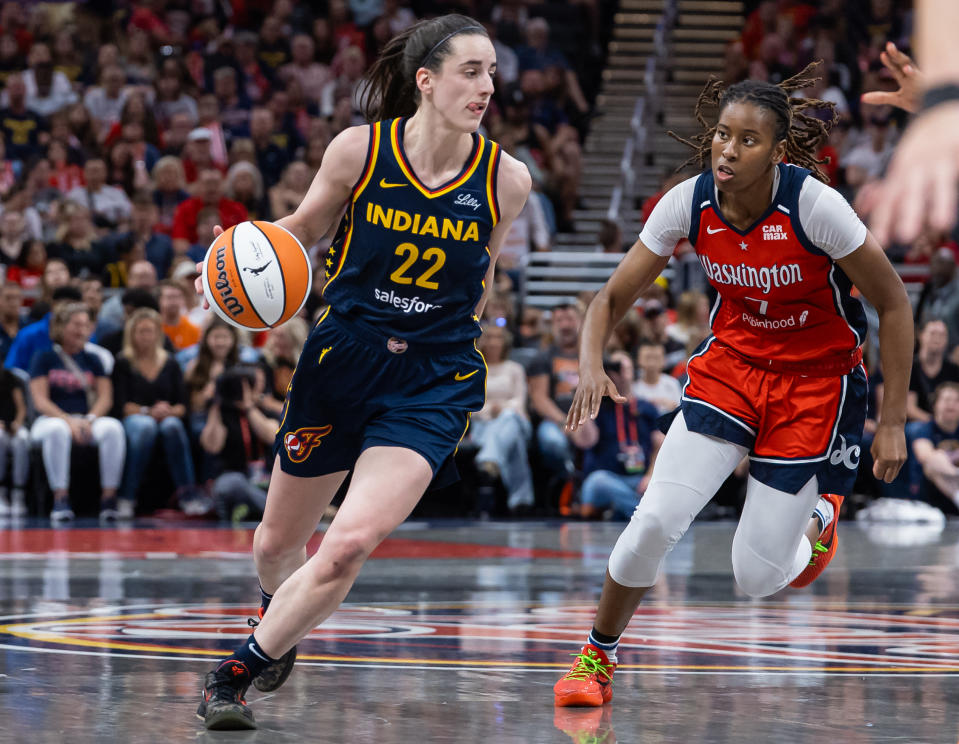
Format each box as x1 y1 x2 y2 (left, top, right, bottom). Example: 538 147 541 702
668 62 837 183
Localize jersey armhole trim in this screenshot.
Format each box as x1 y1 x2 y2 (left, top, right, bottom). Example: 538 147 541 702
351 122 381 199
486 140 502 226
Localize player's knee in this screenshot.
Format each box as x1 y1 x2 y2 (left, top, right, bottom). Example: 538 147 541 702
730 540 788 598
253 522 302 567
313 531 374 580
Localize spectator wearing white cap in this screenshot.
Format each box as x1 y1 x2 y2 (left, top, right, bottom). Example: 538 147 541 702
182 127 225 188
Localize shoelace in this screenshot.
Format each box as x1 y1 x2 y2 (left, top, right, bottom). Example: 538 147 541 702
807 539 828 566
563 651 612 681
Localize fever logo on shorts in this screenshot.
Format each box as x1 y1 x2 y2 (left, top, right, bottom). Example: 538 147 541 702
284 425 333 463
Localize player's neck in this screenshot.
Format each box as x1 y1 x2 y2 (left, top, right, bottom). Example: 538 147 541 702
716 169 776 230
403 111 473 184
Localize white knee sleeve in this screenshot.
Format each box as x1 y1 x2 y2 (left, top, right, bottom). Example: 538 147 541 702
731 475 819 597
607 412 748 588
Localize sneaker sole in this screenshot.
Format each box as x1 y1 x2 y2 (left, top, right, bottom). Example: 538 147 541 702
252 646 296 692
197 707 257 730
554 690 606 707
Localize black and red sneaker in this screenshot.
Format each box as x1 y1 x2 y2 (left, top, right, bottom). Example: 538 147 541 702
247 610 297 692
196 662 256 730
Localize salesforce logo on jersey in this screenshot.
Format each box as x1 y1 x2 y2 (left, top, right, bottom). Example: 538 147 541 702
700 257 803 294
374 288 443 314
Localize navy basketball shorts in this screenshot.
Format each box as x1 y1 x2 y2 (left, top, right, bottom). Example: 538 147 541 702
272 308 487 480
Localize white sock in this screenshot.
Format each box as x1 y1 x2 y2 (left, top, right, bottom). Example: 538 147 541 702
812 497 834 537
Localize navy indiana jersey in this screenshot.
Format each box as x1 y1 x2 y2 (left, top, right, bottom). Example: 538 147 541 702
323 117 502 344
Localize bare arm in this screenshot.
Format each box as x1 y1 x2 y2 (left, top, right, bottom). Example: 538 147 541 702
11 386 25 431
30 377 70 419
89 377 113 419
916 0 959 83
906 390 931 422
199 402 227 454
247 406 280 447
567 239 671 431
474 152 532 319
274 125 370 249
836 232 914 482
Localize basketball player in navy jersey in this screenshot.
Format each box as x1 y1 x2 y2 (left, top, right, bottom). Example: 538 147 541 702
553 66 913 708
195 15 531 729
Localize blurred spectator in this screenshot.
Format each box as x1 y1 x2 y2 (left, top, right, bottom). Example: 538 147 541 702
181 127 222 187
0 364 27 517
123 27 157 86
0 208 24 264
329 0 366 53
0 33 20 89
516 305 545 350
187 207 220 262
171 168 248 257
200 366 277 522
96 259 157 339
127 192 174 280
234 31 271 106
257 15 292 75
916 247 959 350
632 340 681 415
319 45 366 120
470 324 533 514
515 18 588 115
908 319 959 423
152 155 190 236
160 111 195 157
498 191 551 272
7 239 45 296
112 308 194 518
82 64 128 133
640 300 685 371
96 288 169 356
225 161 269 221
28 302 125 522
80 276 103 324
270 161 311 221
19 40 77 117
569 354 663 520
0 73 47 163
158 279 200 351
47 139 83 193
528 303 582 485
65 158 133 231
257 318 307 418
913 382 959 517
154 65 198 129
249 107 289 188
666 290 711 348
185 319 240 421
195 95 230 168
47 200 109 278
212 67 251 140
34 257 72 312
64 101 99 154
0 282 23 361
0 134 19 198
280 34 331 105
267 89 307 160
597 219 625 253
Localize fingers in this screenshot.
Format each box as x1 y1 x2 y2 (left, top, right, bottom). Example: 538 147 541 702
872 458 905 484
929 160 959 234
894 166 934 244
606 380 627 404
860 90 896 107
213 224 224 237
566 391 586 432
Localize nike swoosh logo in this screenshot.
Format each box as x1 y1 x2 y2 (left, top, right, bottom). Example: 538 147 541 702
706 226 726 234
454 370 479 381
249 643 270 661
379 178 407 189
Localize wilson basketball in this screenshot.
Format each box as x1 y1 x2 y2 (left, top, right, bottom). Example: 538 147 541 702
201 221 312 330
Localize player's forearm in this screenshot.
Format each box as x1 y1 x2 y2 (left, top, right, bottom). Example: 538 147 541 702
579 291 617 375
917 0 959 84
876 301 914 427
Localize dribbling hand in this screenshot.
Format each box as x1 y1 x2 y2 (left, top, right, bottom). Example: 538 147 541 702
565 367 626 432
860 41 923 113
871 423 907 483
193 224 224 311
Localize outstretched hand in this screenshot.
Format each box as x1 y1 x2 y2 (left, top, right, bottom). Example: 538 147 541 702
860 41 924 113
565 367 626 432
193 224 224 311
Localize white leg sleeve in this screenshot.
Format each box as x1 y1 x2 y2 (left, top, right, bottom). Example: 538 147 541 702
730 475 820 597
608 412 749 588
91 416 126 490
31 416 72 492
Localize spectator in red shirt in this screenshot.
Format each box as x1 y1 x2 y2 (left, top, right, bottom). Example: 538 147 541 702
171 168 247 257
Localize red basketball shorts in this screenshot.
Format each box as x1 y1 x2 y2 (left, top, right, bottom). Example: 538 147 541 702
679 337 868 495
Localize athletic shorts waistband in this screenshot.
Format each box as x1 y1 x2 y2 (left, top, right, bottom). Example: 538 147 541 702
717 343 863 377
327 310 478 356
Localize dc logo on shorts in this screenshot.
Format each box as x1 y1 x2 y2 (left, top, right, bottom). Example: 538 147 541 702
829 435 861 470
284 425 333 463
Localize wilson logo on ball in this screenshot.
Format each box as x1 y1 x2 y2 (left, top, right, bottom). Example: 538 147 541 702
202 221 312 330
284 425 333 463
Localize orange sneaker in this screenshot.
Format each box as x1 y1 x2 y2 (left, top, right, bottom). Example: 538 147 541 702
554 644 617 707
790 493 843 588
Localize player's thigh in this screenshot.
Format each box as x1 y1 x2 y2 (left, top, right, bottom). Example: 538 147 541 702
315 446 434 561
257 454 349 552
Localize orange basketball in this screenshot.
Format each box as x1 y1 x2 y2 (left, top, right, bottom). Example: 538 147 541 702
201 221 312 330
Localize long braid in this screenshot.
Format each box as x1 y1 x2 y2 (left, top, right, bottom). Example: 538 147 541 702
668 61 837 183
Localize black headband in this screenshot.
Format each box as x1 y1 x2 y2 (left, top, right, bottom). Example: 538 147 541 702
420 26 484 68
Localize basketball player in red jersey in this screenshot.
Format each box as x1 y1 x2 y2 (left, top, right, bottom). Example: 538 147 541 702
553 65 913 707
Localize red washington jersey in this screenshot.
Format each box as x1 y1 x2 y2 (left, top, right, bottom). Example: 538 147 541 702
639 163 868 364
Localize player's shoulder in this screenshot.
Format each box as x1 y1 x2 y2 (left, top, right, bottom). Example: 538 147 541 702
326 124 375 159
495 149 532 202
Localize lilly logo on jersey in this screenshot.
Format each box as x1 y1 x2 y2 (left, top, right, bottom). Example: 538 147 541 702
829 434 861 470
699 256 803 294
453 192 483 211
763 225 789 240
284 425 333 463
366 202 481 241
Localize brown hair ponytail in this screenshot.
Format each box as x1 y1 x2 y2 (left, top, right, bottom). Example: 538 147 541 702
360 14 488 123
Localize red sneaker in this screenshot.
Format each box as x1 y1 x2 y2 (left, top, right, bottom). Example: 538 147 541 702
554 644 617 707
790 493 844 588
